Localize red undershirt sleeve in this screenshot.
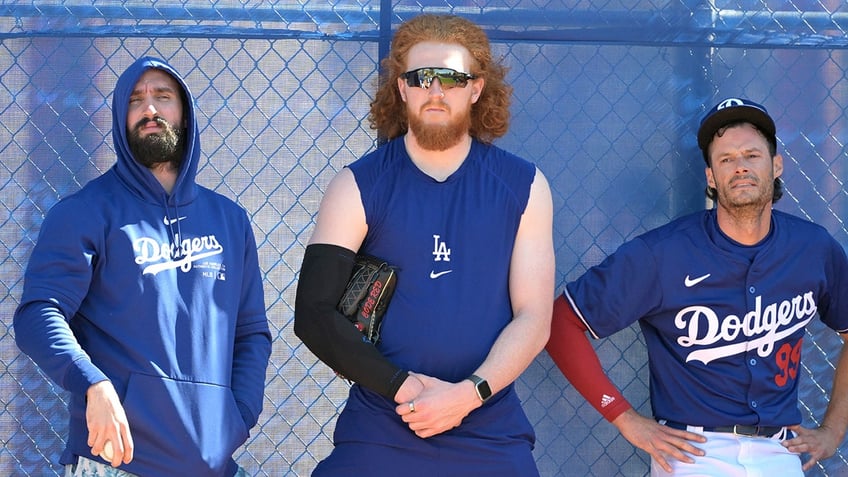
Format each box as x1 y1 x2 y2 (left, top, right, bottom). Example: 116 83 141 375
546 293 631 422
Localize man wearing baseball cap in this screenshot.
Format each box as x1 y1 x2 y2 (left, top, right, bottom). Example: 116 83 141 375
547 97 848 475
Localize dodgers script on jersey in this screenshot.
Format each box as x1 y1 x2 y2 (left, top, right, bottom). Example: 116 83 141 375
566 209 848 427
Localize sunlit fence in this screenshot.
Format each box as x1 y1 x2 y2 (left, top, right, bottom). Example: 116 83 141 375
1 2 847 476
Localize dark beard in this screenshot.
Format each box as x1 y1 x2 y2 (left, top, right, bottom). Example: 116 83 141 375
407 102 472 151
127 117 184 169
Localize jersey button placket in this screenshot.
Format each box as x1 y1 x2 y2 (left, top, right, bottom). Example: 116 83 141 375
744 282 760 416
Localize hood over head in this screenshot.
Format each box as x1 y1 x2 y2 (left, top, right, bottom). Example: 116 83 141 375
112 56 200 205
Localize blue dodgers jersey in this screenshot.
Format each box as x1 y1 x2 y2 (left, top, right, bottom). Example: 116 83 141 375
566 209 848 427
336 138 539 457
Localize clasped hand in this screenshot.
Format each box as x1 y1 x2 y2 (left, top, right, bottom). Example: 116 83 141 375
394 372 481 439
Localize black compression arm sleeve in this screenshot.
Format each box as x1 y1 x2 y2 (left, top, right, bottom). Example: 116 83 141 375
294 243 408 400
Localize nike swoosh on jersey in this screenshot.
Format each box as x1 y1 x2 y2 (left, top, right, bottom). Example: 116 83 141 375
163 216 187 226
429 270 453 279
684 273 711 287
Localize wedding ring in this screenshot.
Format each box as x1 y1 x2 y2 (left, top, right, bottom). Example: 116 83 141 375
408 401 416 413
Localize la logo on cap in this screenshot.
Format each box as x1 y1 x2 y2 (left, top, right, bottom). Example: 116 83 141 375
717 98 745 110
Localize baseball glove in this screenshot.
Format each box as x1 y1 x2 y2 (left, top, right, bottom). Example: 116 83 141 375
336 254 397 344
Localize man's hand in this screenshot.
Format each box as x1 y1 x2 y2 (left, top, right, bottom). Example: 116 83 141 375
85 381 134 467
783 424 842 471
612 409 706 473
394 372 480 438
394 373 425 404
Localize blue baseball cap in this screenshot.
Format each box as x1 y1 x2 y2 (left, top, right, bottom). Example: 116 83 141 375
697 98 776 154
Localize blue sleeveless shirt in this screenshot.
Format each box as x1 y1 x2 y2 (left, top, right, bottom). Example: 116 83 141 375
324 137 539 474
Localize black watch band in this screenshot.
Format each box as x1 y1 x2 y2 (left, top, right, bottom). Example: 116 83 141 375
468 374 492 402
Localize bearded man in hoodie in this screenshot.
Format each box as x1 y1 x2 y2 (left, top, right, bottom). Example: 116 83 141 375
14 57 271 477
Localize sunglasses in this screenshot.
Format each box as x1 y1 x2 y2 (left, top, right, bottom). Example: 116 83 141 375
401 67 477 90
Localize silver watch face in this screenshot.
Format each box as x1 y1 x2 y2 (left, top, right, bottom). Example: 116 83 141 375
471 375 492 401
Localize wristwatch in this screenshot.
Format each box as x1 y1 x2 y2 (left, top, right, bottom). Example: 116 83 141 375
467 374 492 402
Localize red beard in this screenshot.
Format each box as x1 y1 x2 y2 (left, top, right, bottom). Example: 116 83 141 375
407 100 472 151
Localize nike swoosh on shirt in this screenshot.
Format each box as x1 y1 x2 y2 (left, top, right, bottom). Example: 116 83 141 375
684 273 711 287
429 270 453 279
163 216 187 226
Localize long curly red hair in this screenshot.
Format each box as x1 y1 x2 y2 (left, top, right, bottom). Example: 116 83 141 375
369 14 512 143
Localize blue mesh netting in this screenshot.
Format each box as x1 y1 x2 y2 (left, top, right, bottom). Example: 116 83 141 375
1 2 847 476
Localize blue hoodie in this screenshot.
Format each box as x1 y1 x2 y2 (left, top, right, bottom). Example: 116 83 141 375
14 57 271 476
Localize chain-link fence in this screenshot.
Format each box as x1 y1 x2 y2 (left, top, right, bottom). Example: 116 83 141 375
1 1 847 476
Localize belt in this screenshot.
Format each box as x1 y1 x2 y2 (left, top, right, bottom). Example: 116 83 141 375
661 420 785 438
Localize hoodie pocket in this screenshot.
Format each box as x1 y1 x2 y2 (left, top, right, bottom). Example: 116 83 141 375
123 372 249 476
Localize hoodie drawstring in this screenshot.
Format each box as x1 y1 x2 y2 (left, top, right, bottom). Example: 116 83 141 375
164 199 182 249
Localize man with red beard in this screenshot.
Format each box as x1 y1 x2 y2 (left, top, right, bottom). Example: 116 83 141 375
294 14 554 477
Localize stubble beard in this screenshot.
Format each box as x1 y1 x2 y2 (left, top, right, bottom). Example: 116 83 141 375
128 117 185 169
717 175 774 219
